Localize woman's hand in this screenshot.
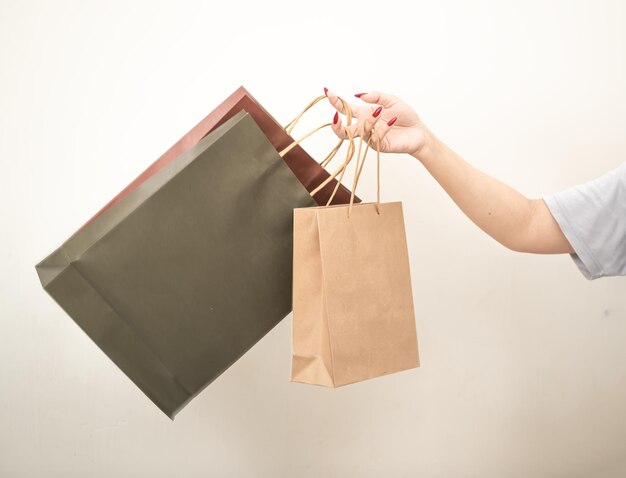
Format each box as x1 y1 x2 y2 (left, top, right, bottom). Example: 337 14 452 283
324 88 429 157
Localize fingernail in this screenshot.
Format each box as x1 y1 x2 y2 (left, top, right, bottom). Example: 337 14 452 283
387 117 398 126
333 112 339 124
355 93 367 98
373 106 382 118
324 87 328 96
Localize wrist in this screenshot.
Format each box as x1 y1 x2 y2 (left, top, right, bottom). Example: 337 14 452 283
410 128 442 165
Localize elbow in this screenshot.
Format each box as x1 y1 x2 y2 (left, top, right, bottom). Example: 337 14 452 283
498 198 567 254
497 199 538 253
505 240 532 254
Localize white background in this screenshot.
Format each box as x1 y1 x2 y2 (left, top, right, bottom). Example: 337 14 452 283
1 0 625 476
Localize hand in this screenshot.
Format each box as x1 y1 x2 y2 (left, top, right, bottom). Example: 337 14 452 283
324 88 429 157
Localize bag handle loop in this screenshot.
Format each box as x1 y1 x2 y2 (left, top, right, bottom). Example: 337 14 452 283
278 95 355 201
278 94 381 212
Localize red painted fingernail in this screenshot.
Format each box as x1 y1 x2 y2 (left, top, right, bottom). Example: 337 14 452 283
387 117 398 126
333 112 339 124
324 87 328 96
373 106 383 118
355 93 367 98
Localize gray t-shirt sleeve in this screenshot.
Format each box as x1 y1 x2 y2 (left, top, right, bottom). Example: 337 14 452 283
544 162 626 280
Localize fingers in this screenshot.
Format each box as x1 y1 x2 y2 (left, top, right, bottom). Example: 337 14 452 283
355 91 398 108
359 105 384 141
325 88 369 119
325 89 344 112
368 116 397 151
330 111 345 139
330 111 358 140
331 111 398 153
330 105 393 143
325 88 398 148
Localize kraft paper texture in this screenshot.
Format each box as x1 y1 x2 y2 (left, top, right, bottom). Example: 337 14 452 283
292 202 419 387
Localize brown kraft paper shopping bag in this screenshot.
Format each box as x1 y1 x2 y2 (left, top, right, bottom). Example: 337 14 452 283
291 124 420 387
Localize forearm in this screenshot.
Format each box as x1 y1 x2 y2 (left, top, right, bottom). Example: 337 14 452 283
325 88 571 253
412 132 557 253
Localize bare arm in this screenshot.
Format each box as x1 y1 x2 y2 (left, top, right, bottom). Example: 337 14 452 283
416 134 573 253
324 88 573 254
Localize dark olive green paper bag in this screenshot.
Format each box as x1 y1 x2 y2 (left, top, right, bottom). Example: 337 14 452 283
35 111 316 418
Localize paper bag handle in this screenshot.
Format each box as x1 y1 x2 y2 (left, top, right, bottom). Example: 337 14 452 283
320 119 382 217
292 98 359 205
279 95 357 202
278 94 381 211
346 128 381 216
